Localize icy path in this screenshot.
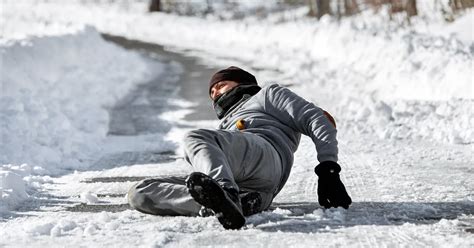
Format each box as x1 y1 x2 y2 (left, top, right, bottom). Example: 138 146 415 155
1 37 473 247
2 138 472 247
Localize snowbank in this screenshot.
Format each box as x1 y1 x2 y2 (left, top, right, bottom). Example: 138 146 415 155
0 27 160 213
2 2 471 99
1 27 152 171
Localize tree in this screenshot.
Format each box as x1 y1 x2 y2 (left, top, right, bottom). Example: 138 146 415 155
317 0 332 18
344 0 359 15
307 0 331 18
450 0 474 11
405 0 418 17
307 0 317 17
149 0 161 12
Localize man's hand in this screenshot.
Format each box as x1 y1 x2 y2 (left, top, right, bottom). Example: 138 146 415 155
314 161 352 209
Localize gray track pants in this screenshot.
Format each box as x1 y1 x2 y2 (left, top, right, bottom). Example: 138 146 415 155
128 129 283 216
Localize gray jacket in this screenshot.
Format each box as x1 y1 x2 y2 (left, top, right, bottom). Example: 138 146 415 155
218 84 338 188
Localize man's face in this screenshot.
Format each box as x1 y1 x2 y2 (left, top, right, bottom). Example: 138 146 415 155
210 80 239 100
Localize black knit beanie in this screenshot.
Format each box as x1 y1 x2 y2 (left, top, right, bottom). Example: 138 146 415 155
209 66 258 95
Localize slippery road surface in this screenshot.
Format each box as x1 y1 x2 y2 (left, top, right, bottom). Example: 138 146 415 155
103 34 217 122
1 36 472 247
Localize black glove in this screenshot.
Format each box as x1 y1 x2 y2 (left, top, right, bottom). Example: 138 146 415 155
315 161 352 209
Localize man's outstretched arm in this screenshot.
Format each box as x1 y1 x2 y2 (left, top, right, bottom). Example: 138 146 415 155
263 84 352 209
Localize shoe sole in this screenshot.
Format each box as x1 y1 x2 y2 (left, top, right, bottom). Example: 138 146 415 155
186 172 245 230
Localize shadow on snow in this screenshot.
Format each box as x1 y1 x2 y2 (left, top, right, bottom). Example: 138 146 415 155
247 201 474 233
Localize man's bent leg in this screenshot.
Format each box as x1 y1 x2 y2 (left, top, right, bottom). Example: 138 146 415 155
184 129 282 214
236 133 283 213
128 176 201 216
183 129 246 190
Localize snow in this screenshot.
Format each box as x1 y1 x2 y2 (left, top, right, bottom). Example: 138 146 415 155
0 26 178 213
0 0 473 247
80 192 100 204
2 0 472 146
438 9 473 45
0 170 28 213
0 27 155 170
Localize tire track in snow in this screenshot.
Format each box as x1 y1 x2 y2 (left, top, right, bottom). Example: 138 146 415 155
339 140 430 247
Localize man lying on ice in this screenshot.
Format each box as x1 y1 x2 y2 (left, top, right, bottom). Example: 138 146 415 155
128 66 352 229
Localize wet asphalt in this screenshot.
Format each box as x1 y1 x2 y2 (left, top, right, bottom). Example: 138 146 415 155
102 34 218 129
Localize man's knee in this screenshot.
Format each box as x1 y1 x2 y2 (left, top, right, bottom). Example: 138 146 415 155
183 129 218 159
127 181 148 212
128 178 196 216
127 179 164 215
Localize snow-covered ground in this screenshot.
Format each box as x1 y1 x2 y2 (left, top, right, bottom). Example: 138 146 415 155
1 0 473 247
0 25 182 213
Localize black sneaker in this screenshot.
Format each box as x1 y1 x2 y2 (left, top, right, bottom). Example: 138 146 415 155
240 191 262 216
186 172 245 230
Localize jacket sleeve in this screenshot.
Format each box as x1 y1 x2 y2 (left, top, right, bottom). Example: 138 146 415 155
264 84 338 162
